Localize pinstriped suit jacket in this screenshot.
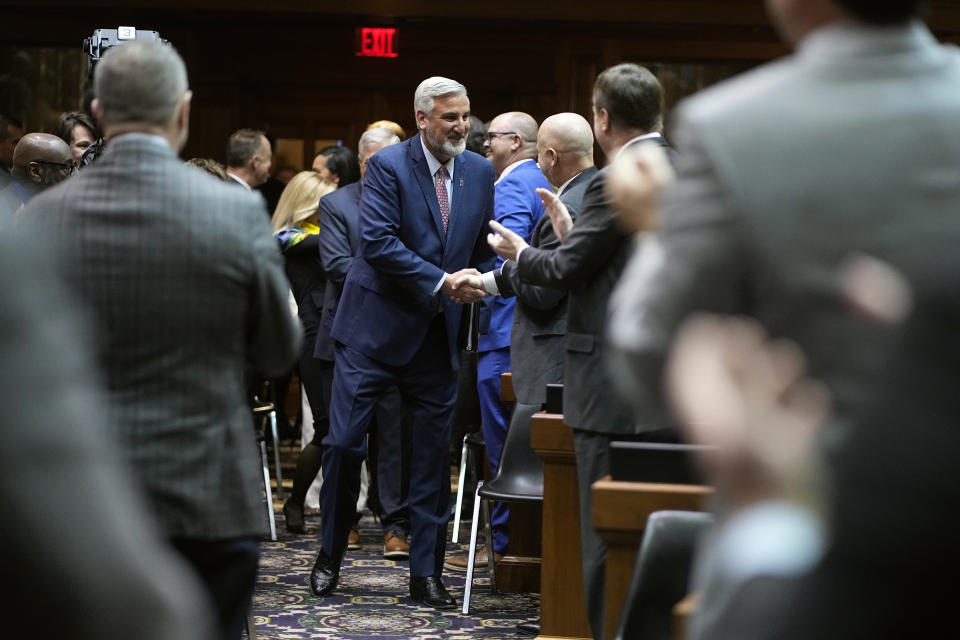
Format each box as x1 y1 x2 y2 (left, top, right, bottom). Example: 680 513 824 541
24 133 301 539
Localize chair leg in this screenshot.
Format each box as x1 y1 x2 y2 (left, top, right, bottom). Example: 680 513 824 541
260 439 277 542
461 481 484 615
268 410 285 501
245 612 258 639
452 436 470 542
482 497 497 594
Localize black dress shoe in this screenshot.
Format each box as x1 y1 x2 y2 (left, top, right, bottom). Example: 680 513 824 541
516 621 539 636
309 549 341 597
409 576 456 609
283 500 307 534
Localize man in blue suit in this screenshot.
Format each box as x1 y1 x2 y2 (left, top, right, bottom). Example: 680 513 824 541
445 111 550 571
310 76 495 609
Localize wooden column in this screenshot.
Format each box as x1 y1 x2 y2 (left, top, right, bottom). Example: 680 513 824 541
592 480 713 640
531 412 592 640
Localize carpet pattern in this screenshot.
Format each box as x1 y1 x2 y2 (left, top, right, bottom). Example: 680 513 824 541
251 511 539 639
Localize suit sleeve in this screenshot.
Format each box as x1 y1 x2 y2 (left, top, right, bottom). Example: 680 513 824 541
517 171 627 290
605 119 750 425
359 153 447 300
244 201 303 376
496 214 568 310
318 194 352 285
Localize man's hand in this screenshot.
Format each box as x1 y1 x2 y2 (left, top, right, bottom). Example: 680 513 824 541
607 141 675 234
536 187 573 242
665 314 829 509
487 220 529 261
442 268 487 304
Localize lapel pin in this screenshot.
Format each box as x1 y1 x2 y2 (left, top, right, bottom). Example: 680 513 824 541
459 178 464 187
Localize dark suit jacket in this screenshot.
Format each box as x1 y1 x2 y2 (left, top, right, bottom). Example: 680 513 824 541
331 135 495 370
281 232 324 349
0 231 215 639
495 166 597 405
516 162 637 434
26 133 301 539
314 181 362 362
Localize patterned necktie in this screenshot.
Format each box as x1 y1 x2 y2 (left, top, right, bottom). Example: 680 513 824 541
435 165 449 233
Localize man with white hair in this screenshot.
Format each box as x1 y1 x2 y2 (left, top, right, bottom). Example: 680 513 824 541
309 77 495 609
23 41 300 640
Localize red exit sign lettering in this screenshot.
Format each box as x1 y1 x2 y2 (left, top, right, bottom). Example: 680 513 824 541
356 27 399 58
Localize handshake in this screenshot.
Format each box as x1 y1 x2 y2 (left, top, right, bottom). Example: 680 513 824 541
442 268 487 304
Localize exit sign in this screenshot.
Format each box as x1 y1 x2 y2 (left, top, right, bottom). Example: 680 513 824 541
356 27 399 58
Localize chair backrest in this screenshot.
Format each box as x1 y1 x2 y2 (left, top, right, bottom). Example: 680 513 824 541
609 442 715 484
482 406 544 500
614 510 714 640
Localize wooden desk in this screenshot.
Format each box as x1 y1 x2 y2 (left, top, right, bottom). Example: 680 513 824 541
500 371 515 403
592 479 713 640
531 412 592 640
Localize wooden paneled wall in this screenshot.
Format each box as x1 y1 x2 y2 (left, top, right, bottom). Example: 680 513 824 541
2 1 959 164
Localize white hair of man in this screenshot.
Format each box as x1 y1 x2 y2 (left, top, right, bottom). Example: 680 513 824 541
93 40 189 127
413 76 467 116
358 127 401 157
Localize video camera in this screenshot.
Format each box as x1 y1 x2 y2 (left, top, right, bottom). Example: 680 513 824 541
79 27 169 168
83 27 168 80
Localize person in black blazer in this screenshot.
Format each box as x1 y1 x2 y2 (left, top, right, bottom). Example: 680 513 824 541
272 171 336 533
487 64 673 640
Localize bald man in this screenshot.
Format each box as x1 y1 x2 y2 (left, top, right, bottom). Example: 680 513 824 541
1 133 75 223
445 111 552 571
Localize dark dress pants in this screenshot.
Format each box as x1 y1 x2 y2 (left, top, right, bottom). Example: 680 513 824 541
320 315 456 577
170 536 259 640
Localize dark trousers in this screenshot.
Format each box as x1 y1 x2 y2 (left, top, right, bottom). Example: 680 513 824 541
321 315 456 577
369 385 412 534
573 427 679 640
170 536 259 640
302 349 333 448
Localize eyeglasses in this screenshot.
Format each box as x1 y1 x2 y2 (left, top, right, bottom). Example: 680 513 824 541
33 160 77 176
484 131 518 143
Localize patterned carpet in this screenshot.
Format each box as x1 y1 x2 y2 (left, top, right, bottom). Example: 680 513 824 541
250 509 539 639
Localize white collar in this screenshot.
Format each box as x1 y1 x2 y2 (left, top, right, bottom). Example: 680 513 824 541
495 158 535 185
228 172 252 190
419 135 456 179
556 169 588 198
613 132 663 163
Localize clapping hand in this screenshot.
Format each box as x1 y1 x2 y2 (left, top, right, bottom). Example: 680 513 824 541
535 188 573 242
442 268 487 304
665 314 829 508
487 220 529 261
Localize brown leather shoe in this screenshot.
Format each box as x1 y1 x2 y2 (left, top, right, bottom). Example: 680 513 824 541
443 547 504 572
347 528 361 550
384 530 410 559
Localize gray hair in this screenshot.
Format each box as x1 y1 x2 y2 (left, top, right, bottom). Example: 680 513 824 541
358 127 401 157
93 41 188 127
413 76 467 115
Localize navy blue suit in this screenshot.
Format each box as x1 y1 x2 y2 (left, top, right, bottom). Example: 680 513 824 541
321 135 495 577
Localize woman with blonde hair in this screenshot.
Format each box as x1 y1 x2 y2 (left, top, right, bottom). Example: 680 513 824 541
272 171 336 533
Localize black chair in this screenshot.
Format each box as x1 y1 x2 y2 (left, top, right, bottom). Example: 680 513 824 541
461 406 544 614
614 510 714 640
